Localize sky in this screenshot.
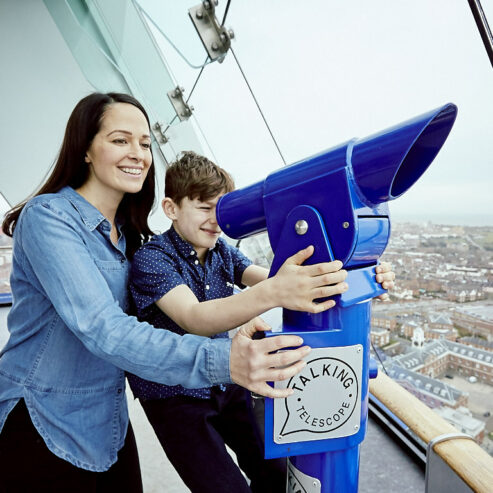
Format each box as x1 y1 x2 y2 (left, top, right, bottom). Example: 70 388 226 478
142 0 493 226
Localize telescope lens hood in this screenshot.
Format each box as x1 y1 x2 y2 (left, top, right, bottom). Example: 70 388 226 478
351 103 457 205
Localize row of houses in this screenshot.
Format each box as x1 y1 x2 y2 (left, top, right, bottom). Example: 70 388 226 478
384 363 485 444
391 335 493 384
381 334 493 444
372 302 493 342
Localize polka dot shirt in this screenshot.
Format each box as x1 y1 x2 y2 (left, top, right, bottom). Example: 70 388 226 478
127 226 252 400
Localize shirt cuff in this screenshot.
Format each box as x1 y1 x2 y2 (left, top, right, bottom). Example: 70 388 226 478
208 337 233 385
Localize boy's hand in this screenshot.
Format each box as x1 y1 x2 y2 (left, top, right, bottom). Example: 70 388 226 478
375 261 395 301
270 245 347 313
230 317 311 398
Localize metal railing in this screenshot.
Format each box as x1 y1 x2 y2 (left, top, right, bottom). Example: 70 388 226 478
370 372 493 493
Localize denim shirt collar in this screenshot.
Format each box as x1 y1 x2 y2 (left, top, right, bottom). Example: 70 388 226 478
59 186 124 234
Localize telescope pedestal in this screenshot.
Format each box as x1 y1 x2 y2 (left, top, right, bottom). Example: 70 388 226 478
215 102 458 492
265 301 373 493
289 446 360 493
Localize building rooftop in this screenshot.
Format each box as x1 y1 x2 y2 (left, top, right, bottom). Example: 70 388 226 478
455 304 493 322
386 363 465 408
434 406 485 438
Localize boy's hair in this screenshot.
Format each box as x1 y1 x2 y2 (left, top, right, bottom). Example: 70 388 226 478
165 151 235 204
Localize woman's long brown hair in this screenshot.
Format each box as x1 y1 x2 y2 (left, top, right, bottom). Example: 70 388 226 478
2 92 156 257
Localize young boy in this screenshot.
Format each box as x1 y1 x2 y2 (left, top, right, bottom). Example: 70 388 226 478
127 152 394 492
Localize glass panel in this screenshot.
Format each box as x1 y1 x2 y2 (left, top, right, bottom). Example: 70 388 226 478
44 0 216 175
0 193 13 305
137 0 229 68
43 0 129 93
372 219 493 454
87 0 177 124
0 192 11 221
236 232 282 332
135 0 493 215
237 233 273 270
136 17 286 187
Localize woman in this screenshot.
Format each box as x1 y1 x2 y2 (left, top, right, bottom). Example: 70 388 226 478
0 92 358 491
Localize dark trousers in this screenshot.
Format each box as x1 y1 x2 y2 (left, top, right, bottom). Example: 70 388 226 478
141 385 286 493
0 399 143 493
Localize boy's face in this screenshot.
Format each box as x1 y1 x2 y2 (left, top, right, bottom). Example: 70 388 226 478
164 192 224 261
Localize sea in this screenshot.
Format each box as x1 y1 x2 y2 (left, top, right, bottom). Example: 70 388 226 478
391 213 493 227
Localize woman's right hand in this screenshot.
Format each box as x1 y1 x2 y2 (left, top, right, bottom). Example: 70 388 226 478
269 245 348 313
230 317 311 398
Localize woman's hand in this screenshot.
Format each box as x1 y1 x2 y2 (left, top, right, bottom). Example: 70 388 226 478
270 246 348 313
375 261 395 300
230 317 311 398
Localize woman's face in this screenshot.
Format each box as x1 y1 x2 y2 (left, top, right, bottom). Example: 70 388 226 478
83 103 152 201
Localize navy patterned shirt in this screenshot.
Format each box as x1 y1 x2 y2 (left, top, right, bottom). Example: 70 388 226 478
127 226 252 400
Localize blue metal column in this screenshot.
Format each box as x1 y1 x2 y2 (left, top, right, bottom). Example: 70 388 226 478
281 300 372 493
217 103 458 493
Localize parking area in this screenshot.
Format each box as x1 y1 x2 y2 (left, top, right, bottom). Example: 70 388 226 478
439 373 493 419
438 373 493 455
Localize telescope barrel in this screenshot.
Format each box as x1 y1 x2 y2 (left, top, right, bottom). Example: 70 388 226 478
217 103 458 241
217 181 266 239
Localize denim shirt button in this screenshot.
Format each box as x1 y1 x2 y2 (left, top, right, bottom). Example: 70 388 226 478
120 258 125 264
117 388 123 394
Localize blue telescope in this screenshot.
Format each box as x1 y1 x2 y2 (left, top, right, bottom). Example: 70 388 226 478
217 103 457 493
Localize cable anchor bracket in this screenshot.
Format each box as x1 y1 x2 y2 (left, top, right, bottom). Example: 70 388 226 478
189 0 235 63
151 121 169 145
167 86 194 122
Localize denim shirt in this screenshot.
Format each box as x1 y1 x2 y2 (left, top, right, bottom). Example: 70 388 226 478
0 187 232 472
127 227 252 400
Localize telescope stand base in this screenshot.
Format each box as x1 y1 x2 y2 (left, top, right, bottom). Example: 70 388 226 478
287 447 360 493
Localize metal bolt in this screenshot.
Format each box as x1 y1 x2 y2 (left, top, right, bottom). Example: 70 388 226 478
203 0 211 9
354 425 359 430
295 220 308 235
153 122 161 130
228 29 235 39
357 346 362 353
211 42 219 51
196 10 203 19
343 221 350 229
278 435 282 441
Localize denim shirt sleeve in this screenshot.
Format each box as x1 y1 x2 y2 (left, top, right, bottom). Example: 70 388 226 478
18 202 232 387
